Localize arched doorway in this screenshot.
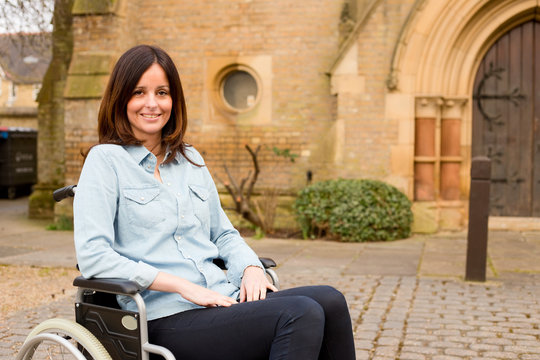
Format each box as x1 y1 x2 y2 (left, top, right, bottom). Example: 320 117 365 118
472 20 540 217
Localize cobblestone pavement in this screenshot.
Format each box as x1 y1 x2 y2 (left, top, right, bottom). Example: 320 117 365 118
2 197 540 359
3 273 540 359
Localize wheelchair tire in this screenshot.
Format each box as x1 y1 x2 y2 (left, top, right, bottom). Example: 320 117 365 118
18 318 112 360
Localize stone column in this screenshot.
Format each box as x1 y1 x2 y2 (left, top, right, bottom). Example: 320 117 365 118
55 0 125 223
414 97 442 201
440 98 467 200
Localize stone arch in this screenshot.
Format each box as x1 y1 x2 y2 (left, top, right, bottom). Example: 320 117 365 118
388 0 540 229
390 0 540 96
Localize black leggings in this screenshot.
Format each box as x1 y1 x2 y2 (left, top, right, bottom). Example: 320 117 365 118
148 285 356 360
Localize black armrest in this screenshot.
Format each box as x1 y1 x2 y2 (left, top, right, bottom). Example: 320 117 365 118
212 257 277 270
259 257 276 268
73 276 142 295
53 185 77 202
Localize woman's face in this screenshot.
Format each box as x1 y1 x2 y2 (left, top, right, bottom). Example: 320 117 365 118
126 63 172 146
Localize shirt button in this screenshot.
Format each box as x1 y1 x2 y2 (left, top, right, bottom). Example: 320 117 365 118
140 197 145 201
177 193 181 196
181 215 185 219
167 182 171 186
176 236 181 241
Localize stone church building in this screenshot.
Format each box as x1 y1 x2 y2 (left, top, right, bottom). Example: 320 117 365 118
56 0 539 232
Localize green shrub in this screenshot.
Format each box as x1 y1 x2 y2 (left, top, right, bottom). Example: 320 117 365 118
294 179 413 242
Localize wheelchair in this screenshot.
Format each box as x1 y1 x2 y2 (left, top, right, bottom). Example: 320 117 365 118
16 185 279 360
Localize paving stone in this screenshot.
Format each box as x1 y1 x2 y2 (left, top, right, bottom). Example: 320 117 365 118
399 352 426 360
376 336 401 346
503 345 540 353
355 349 370 360
444 347 478 356
429 341 465 349
373 345 398 357
470 343 501 351
482 351 519 359
432 356 462 360
353 339 373 349
520 355 540 360
400 346 439 355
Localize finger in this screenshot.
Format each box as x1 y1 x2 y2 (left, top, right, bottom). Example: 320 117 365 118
216 300 230 307
259 286 267 300
226 296 237 304
268 283 278 292
215 296 236 307
239 284 246 303
246 286 253 301
251 286 258 302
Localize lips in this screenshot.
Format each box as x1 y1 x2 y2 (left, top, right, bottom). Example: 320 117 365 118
140 113 161 119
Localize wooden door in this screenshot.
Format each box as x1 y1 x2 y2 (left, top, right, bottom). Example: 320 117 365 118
472 20 539 217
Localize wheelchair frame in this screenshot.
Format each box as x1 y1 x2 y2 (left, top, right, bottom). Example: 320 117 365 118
16 185 279 360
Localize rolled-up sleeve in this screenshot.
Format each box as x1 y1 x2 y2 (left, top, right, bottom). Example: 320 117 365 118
74 147 159 289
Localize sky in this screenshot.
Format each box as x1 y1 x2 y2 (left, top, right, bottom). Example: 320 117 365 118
0 0 54 34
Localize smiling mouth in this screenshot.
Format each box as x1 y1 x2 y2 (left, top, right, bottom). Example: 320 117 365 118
141 114 161 119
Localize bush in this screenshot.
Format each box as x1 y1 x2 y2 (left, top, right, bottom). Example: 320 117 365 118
294 179 413 242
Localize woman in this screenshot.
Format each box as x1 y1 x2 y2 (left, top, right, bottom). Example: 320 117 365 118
74 44 356 360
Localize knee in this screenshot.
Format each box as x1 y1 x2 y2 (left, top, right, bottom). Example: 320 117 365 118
317 285 348 310
281 296 325 328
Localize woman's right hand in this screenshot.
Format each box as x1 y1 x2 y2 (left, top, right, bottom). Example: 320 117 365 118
179 280 237 307
149 271 237 308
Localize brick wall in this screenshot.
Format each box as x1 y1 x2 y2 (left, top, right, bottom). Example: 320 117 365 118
66 1 422 185
63 0 422 223
66 0 345 194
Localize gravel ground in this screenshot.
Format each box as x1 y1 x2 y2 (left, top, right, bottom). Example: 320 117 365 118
0 264 79 321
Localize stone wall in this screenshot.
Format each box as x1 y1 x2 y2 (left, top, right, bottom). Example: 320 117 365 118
65 0 345 193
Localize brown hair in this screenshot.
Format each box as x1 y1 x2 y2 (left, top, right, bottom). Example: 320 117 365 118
90 44 198 165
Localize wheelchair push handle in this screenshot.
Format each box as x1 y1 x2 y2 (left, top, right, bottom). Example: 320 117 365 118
53 185 77 202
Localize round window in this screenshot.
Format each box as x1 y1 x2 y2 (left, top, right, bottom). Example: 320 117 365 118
220 68 259 111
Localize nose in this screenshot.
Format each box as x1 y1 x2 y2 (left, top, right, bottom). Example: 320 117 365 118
145 93 158 108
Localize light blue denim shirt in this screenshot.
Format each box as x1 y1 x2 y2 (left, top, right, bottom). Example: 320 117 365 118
74 144 263 320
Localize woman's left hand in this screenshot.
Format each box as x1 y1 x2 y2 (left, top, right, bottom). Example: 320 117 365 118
239 266 278 302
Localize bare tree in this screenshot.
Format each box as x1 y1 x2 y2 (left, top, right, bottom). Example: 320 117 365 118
0 0 54 55
217 145 268 232
216 145 297 235
0 0 54 33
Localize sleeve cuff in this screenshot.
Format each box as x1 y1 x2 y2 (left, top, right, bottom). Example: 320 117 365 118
129 261 160 289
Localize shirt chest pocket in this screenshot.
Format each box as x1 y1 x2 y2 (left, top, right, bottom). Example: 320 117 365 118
188 184 210 227
123 186 166 227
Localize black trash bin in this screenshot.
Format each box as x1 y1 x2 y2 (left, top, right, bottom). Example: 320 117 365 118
0 127 38 199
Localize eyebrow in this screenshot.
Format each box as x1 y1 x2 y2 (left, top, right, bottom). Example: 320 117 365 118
133 85 170 90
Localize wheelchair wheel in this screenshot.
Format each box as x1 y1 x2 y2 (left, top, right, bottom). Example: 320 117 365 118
17 318 112 360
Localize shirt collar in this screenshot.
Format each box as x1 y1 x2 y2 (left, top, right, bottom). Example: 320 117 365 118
124 145 151 165
172 150 183 164
123 144 181 165
163 146 180 164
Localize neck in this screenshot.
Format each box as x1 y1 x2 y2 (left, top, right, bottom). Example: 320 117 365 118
144 139 162 156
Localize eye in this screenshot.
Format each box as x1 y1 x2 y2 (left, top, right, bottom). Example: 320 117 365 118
132 89 144 96
157 89 169 96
